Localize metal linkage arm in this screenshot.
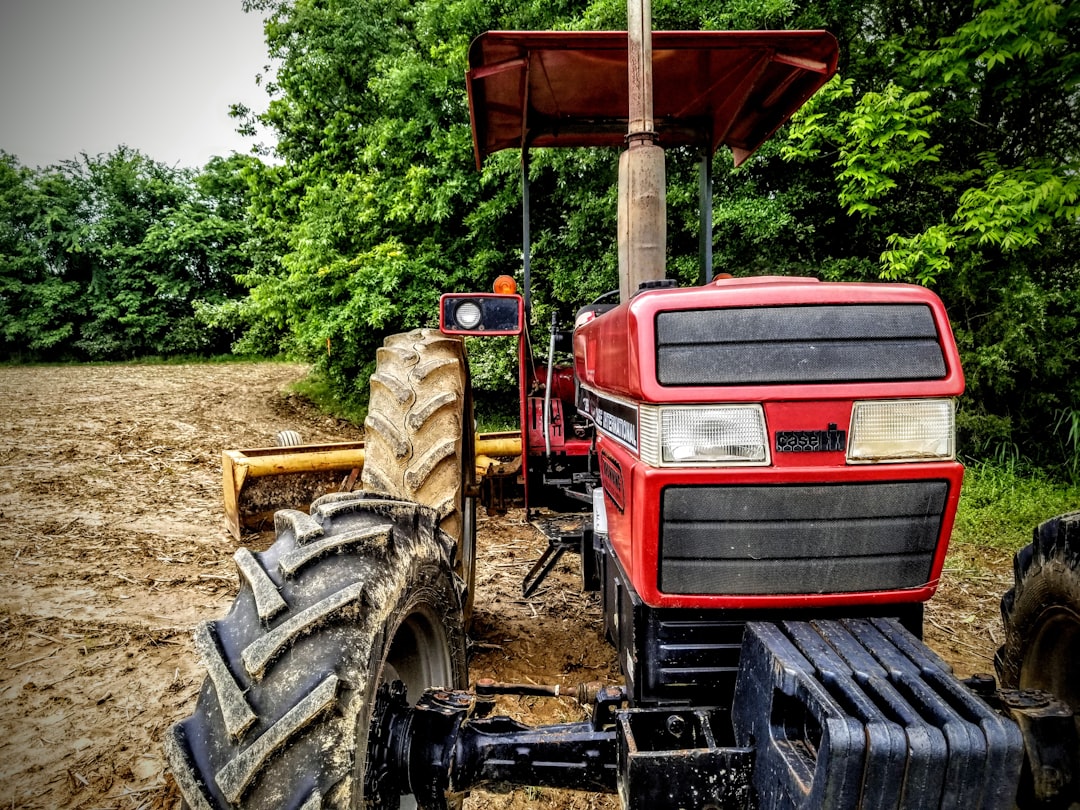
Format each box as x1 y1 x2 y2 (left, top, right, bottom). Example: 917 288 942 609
452 715 618 794
392 687 618 807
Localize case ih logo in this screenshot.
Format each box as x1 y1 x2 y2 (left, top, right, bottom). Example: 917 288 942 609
775 423 846 453
580 388 639 452
600 451 625 512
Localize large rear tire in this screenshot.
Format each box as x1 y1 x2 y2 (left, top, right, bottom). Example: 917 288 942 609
166 493 467 809
362 329 477 620
995 511 1080 709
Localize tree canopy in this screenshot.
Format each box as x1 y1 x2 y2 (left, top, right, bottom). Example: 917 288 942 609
0 148 255 360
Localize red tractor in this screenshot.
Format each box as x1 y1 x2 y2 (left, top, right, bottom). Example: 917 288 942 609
168 12 1079 810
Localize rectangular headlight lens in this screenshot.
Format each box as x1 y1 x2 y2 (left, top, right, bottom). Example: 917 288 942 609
640 404 768 466
848 399 955 463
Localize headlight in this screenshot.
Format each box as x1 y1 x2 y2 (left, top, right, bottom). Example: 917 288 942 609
639 404 769 466
847 399 955 463
454 300 483 330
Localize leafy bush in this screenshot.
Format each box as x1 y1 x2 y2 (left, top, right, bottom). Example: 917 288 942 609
0 149 254 361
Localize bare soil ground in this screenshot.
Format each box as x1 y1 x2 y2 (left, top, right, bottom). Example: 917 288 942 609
0 363 1013 809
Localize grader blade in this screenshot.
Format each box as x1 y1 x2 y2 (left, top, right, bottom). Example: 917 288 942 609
222 433 522 539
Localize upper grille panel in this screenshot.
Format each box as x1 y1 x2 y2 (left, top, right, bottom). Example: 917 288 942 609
655 304 946 386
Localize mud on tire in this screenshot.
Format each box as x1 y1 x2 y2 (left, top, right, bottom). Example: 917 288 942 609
362 329 477 618
165 493 467 809
995 511 1080 709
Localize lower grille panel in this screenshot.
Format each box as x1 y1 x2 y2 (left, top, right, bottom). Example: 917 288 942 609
660 482 948 595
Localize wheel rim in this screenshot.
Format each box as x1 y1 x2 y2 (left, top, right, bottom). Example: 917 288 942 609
1020 606 1080 710
386 604 455 695
363 604 455 810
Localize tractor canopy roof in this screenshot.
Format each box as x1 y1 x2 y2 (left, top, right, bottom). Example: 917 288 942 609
466 29 838 169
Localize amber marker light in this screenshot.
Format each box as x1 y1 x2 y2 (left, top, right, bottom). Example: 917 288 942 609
493 275 517 294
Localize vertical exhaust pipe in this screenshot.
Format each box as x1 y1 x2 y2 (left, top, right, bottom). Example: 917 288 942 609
618 0 666 303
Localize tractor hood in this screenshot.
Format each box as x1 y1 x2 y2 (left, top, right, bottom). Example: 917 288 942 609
572 277 965 405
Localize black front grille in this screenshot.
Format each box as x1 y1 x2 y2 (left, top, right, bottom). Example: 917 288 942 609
659 482 948 595
655 304 946 385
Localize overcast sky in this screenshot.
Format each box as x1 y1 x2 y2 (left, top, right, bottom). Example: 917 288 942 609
0 0 274 169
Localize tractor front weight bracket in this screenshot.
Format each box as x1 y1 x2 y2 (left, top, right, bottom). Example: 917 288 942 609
996 689 1079 805
381 681 756 809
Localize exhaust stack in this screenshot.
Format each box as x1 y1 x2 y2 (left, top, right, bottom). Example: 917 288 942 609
618 0 666 302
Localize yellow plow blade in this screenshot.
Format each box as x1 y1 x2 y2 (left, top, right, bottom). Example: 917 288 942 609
223 433 522 540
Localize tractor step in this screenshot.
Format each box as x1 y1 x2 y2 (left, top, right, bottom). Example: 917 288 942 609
523 513 597 596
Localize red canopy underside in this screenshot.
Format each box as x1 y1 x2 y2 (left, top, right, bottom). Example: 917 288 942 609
467 29 838 169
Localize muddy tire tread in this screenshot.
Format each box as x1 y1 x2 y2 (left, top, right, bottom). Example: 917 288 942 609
277 523 392 577
193 622 256 739
361 327 470 564
232 548 287 622
995 511 1080 706
166 495 466 809
214 674 340 803
240 582 367 680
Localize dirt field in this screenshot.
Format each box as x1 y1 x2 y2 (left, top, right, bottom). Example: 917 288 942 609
0 363 1014 809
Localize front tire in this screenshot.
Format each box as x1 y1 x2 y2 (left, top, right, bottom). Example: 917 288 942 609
362 329 477 621
995 511 1080 709
166 493 467 809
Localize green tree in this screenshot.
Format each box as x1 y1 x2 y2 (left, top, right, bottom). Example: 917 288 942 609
0 152 83 355
227 0 542 407
0 153 105 359
0 148 255 361
142 153 256 354
230 0 838 407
